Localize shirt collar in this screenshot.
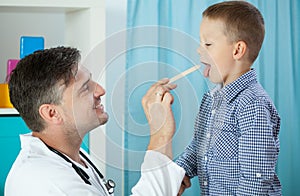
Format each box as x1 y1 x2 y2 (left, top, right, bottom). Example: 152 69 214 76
210 69 258 103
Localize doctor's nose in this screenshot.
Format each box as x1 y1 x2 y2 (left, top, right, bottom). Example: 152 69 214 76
94 83 106 98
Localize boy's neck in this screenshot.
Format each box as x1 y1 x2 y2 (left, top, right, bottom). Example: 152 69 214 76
223 67 251 86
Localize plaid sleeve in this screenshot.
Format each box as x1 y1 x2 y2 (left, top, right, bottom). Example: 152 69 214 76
237 98 280 195
175 135 198 178
176 94 212 178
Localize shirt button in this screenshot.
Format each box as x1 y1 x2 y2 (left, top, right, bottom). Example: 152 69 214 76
206 133 211 138
203 181 208 186
256 173 262 178
211 109 216 115
204 156 208 161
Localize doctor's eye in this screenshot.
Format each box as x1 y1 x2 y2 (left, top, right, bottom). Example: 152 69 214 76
83 84 89 91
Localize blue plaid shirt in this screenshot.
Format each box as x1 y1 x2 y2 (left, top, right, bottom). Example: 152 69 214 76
176 69 281 195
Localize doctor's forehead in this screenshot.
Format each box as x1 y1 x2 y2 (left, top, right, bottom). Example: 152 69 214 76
74 66 91 80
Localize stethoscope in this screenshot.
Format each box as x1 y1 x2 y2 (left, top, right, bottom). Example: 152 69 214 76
45 144 115 194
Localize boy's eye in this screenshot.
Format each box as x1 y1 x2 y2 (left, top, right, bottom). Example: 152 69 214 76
205 43 212 46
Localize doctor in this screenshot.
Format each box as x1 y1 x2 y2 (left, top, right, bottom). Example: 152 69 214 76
5 46 185 196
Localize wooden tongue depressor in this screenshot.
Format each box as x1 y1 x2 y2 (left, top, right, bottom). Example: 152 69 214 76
169 65 201 83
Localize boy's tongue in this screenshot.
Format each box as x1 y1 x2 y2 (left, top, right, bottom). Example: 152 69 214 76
203 64 211 77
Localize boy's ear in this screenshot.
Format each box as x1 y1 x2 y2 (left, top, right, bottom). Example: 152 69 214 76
39 104 62 125
233 41 247 60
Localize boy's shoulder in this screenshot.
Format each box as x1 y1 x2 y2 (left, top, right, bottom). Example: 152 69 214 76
234 81 278 114
238 81 267 102
223 69 273 108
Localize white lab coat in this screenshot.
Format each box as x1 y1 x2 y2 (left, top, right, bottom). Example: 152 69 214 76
5 134 185 196
131 151 185 196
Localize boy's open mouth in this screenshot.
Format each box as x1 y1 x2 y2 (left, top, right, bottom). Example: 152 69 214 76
202 62 211 77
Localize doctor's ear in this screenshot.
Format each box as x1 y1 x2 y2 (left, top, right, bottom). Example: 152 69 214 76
39 104 62 124
233 41 247 60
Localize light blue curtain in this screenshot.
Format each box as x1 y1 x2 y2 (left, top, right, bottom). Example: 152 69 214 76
124 0 300 195
249 0 300 195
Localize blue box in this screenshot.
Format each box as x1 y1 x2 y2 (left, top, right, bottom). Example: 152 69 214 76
20 36 44 59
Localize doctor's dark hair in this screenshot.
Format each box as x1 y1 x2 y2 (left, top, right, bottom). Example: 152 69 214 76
9 46 81 132
203 1 265 63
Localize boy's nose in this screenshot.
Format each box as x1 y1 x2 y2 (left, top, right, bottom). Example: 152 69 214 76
197 46 205 55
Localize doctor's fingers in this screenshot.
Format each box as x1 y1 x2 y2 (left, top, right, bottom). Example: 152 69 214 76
142 83 175 108
154 78 177 91
161 92 174 105
142 79 177 118
148 80 177 101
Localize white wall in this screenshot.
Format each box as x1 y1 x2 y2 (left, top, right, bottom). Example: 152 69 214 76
105 0 127 195
0 11 65 82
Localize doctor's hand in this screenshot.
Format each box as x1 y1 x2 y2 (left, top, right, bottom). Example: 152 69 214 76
142 78 177 159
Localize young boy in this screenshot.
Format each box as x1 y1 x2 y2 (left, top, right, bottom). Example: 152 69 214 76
176 1 281 195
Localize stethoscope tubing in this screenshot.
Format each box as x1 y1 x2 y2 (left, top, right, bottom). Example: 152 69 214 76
45 143 115 194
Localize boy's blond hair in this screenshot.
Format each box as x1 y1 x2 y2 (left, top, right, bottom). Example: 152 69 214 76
203 1 265 63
